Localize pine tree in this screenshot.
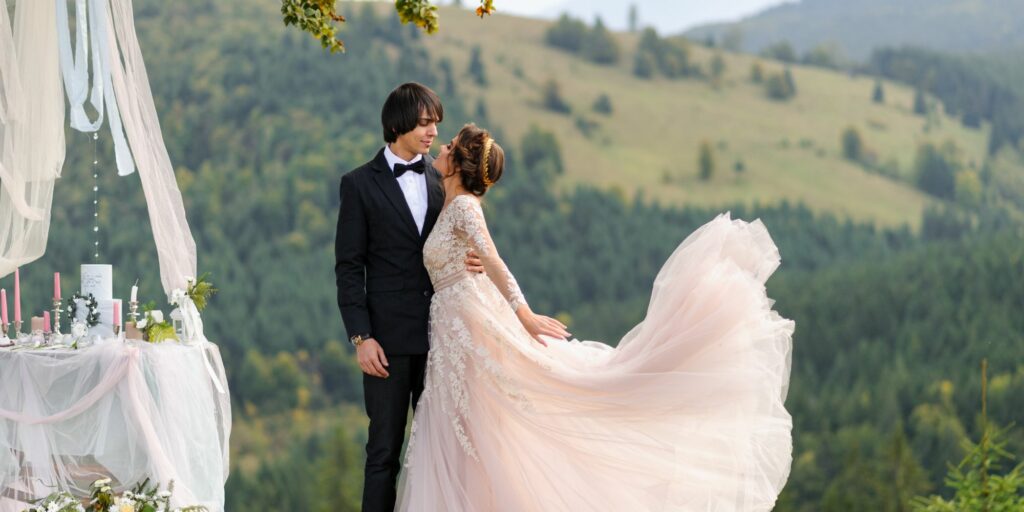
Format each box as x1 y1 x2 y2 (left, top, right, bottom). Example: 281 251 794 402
698 140 715 181
542 79 571 114
468 45 487 86
592 93 613 115
912 361 1024 511
584 17 620 65
633 51 655 79
710 53 726 87
842 125 864 162
914 88 928 115
750 61 764 83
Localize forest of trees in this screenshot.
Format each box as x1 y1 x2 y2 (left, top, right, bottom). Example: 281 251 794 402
868 47 1024 155
544 13 620 65
13 1 1023 509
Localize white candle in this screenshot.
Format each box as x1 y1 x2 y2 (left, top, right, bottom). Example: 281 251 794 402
130 284 138 303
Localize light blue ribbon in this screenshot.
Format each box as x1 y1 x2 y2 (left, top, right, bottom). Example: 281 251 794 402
56 0 135 176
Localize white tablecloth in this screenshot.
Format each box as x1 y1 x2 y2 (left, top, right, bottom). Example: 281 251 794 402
0 340 231 511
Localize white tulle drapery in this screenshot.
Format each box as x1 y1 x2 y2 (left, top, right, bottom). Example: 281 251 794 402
104 0 196 293
0 0 196 294
0 0 65 278
0 342 231 512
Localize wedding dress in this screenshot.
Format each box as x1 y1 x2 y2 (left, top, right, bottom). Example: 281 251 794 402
397 194 794 511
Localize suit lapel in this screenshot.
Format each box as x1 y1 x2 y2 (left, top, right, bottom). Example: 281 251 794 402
421 156 445 242
370 149 420 239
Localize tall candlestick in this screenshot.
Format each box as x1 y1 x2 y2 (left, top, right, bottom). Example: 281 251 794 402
13 268 20 324
52 298 62 336
54 272 61 300
129 280 140 325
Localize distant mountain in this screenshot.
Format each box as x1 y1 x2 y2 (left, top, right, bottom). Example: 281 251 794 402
684 0 1024 62
521 0 789 36
423 6 1011 229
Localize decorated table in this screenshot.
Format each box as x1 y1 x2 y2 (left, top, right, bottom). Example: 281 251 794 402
1 1 236 509
0 339 230 512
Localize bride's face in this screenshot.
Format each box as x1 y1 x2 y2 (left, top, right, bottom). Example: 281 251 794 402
434 134 459 178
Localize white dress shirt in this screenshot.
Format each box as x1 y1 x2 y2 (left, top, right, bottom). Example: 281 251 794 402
383 144 429 234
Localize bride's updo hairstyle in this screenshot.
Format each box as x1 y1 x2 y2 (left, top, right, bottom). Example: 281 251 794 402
448 123 505 197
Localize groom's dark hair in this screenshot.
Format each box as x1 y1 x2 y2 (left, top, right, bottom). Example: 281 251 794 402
381 82 444 143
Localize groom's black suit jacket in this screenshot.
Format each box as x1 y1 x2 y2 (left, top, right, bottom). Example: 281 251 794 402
335 148 445 356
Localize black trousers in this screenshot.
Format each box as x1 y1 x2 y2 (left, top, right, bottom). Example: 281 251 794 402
362 354 427 512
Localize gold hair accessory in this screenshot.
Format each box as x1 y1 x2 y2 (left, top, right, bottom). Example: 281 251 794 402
481 137 494 187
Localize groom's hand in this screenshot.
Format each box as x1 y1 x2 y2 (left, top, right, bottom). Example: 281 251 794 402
357 338 390 378
465 250 485 274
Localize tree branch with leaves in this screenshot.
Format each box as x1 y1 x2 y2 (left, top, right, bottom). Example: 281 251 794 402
281 0 496 53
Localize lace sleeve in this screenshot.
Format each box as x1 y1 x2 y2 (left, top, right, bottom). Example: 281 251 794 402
451 196 527 311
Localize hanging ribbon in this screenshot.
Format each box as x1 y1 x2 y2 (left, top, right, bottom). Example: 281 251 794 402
170 287 226 395
55 0 135 176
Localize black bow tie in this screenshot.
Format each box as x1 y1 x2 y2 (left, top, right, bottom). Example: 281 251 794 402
393 160 426 178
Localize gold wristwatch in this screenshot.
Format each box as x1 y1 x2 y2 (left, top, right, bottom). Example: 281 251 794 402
350 333 371 347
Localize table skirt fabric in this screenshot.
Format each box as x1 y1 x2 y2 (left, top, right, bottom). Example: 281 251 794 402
0 341 231 511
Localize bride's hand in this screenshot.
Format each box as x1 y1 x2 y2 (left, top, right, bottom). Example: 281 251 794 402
517 308 570 347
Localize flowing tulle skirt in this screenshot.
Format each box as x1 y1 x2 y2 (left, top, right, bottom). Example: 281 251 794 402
397 213 794 511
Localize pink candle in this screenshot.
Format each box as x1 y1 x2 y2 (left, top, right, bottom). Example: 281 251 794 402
113 300 121 327
54 272 61 300
1 288 7 325
43 311 51 333
13 268 20 324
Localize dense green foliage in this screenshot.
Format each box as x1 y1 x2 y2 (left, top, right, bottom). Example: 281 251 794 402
912 367 1024 512
765 68 797 101
842 126 865 163
762 41 797 63
684 0 1024 60
869 47 1024 155
14 1 1022 508
544 13 620 65
634 27 697 79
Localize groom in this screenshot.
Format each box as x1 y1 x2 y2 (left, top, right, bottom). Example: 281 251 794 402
335 82 480 511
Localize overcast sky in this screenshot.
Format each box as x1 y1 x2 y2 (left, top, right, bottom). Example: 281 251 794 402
471 0 794 34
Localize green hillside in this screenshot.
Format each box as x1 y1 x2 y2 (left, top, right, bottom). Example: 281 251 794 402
417 5 1004 228
11 1 1021 509
685 0 1024 60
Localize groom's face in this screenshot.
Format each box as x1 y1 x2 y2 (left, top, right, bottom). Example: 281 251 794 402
394 108 439 158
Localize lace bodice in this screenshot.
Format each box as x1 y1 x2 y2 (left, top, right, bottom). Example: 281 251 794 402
423 194 526 310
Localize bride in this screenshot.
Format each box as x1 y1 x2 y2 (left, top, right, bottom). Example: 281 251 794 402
397 123 794 511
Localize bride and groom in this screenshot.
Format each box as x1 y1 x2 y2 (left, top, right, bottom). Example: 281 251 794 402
335 83 795 511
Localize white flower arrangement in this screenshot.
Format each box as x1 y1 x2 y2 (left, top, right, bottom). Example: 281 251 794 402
135 310 163 330
22 477 207 512
137 309 176 343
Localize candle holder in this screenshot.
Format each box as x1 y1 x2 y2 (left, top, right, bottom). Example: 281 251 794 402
14 320 23 340
129 300 139 324
52 298 63 336
113 324 121 336
0 323 11 347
